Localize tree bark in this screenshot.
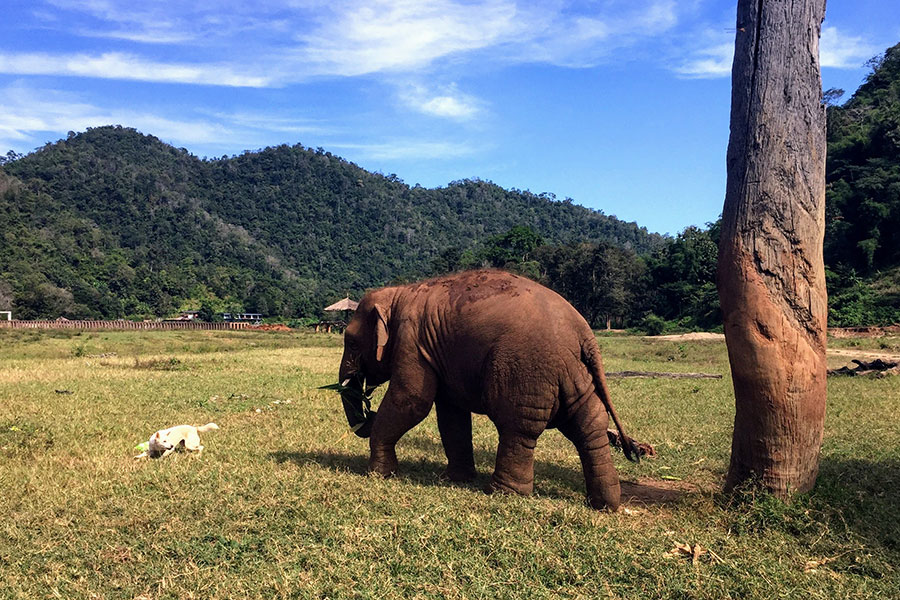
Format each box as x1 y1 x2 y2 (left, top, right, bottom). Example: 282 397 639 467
718 0 828 497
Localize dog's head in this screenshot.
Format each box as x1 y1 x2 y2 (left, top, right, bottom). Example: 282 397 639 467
148 430 173 455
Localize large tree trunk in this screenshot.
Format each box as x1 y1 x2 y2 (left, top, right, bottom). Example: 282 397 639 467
717 0 828 497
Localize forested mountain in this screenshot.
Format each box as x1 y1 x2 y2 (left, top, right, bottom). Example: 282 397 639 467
825 42 900 325
0 126 662 319
2 41 898 326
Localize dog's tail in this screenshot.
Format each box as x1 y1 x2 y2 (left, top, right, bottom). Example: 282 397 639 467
196 422 219 433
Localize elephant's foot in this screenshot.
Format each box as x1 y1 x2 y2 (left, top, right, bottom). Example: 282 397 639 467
368 447 398 477
440 465 477 483
487 433 536 496
586 487 621 511
585 475 622 511
483 474 533 496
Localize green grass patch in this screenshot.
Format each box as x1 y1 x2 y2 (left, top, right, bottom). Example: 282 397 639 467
0 329 897 598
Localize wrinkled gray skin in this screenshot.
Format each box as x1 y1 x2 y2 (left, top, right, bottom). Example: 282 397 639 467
337 270 636 511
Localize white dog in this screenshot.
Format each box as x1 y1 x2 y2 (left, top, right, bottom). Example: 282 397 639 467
135 423 219 459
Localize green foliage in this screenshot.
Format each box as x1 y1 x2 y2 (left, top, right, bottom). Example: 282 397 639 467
827 268 900 326
640 313 667 336
537 241 648 328
824 42 900 324
432 227 651 328
198 301 219 323
0 127 663 320
642 224 721 329
482 225 544 266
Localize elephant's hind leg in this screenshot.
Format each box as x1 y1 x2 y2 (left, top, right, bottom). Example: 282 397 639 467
481 349 551 497
558 394 621 511
486 431 538 496
435 394 477 482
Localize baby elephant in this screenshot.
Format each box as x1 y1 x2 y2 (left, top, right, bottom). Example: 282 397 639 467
337 270 639 511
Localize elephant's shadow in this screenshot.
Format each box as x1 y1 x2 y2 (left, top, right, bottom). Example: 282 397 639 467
268 434 688 506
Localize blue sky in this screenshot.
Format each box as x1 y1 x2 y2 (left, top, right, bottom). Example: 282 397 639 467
1 1 897 235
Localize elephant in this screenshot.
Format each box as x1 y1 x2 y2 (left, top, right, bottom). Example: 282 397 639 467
336 269 639 511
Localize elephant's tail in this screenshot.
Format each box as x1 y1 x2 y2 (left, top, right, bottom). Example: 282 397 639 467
581 339 641 463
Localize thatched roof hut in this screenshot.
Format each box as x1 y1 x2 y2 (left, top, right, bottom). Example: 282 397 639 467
324 297 359 312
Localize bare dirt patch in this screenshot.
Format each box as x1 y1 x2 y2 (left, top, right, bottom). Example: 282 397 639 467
826 348 900 362
621 477 701 505
829 325 900 338
645 332 725 341
644 333 900 364
250 323 293 331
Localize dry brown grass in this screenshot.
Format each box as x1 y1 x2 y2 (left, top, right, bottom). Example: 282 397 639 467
0 329 897 599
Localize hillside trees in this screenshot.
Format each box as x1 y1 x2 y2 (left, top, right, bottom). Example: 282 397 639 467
534 241 646 328
825 43 900 274
824 42 900 325
645 224 720 329
0 127 662 320
5 57 900 330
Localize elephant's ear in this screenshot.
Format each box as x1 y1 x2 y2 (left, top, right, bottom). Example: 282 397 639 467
373 304 389 362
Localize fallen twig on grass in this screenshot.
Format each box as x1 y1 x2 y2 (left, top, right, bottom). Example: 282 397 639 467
664 542 707 567
828 358 899 377
606 371 722 379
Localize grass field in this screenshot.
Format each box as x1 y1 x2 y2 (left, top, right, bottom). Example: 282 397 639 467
1 329 898 599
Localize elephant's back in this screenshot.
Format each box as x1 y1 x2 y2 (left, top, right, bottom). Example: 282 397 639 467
419 269 592 361
411 270 596 416
417 270 578 316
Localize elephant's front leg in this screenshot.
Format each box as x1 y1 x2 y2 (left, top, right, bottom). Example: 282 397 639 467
435 394 476 482
368 362 437 477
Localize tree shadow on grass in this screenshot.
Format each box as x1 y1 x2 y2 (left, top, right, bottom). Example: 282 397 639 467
814 455 900 552
269 434 692 507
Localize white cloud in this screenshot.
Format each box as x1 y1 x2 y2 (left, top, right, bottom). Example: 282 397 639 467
675 42 732 79
43 0 289 45
23 2 879 89
294 0 524 76
0 83 231 151
399 83 481 120
292 0 680 75
0 80 485 166
674 24 877 79
419 96 478 119
201 111 333 136
820 26 876 69
329 139 476 160
508 0 677 67
0 52 269 87
16 1 685 87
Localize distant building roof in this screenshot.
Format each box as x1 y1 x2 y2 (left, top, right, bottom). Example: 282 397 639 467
324 297 359 311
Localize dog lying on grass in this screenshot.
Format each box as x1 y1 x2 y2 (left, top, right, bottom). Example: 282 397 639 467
135 423 219 459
